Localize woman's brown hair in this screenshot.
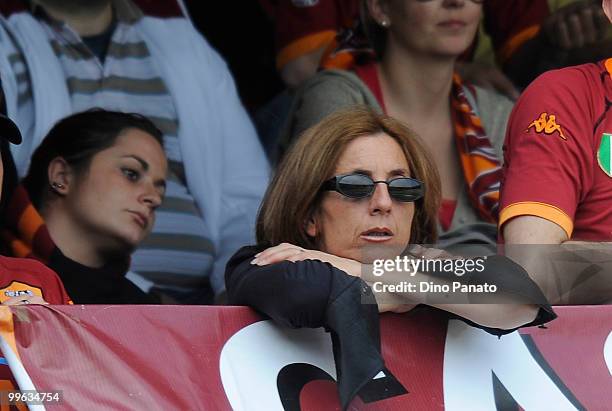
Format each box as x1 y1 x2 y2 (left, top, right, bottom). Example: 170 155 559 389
257 106 441 248
360 0 387 59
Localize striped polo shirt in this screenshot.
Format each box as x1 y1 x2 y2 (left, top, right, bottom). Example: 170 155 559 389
7 1 215 301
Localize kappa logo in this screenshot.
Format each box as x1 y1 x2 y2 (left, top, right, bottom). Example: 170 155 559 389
526 112 566 140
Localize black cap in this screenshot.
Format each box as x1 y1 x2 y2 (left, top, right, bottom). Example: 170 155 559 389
0 114 22 145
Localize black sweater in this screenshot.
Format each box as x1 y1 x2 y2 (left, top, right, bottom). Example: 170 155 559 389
49 248 160 304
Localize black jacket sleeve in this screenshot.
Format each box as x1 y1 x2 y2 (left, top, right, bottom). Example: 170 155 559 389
224 246 558 406
225 245 386 410
226 245 335 327
422 254 557 336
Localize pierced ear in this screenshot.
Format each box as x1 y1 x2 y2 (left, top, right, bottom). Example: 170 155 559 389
305 214 318 238
47 157 72 195
366 0 391 27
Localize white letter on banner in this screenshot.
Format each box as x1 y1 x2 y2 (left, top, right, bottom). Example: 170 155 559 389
219 321 336 411
605 331 612 376
443 321 578 411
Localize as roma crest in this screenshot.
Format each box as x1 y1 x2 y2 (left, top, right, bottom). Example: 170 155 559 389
598 133 612 177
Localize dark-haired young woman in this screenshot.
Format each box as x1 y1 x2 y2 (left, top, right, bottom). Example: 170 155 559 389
2 110 167 304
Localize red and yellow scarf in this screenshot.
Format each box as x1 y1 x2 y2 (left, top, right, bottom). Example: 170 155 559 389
450 74 501 222
1 185 55 262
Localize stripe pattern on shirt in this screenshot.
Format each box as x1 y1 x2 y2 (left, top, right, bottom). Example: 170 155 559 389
5 13 215 299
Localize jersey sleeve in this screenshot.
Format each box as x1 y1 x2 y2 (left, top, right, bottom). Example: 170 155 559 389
483 0 550 64
274 0 356 70
499 68 595 238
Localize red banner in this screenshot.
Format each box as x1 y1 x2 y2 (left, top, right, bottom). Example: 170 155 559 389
0 305 610 410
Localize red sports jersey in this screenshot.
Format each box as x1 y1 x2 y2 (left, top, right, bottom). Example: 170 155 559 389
0 256 72 304
500 59 612 241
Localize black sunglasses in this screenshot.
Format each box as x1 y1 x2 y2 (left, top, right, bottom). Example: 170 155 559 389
321 173 425 202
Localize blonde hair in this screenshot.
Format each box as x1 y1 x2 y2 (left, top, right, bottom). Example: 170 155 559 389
257 106 441 248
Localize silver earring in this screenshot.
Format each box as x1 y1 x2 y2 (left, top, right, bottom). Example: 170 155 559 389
380 20 389 28
51 182 65 190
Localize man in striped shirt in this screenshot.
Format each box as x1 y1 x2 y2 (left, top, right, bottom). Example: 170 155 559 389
0 0 269 303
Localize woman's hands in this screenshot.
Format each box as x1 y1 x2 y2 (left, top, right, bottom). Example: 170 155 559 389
251 243 362 277
377 303 417 314
251 243 418 314
2 295 49 305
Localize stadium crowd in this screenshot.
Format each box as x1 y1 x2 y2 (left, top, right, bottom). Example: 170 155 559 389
0 0 611 403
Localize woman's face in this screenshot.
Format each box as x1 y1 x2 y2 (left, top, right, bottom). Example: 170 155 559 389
307 133 415 261
377 0 482 59
62 128 167 254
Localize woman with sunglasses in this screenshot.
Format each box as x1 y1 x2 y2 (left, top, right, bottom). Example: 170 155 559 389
280 0 510 250
226 107 554 350
226 107 553 407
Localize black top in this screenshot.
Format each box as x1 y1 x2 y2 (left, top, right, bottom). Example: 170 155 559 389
226 245 383 410
225 245 557 409
49 248 159 304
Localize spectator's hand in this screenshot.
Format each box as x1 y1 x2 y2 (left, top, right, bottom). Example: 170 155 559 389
404 244 457 260
542 0 609 50
2 295 49 305
252 242 362 277
254 244 429 314
456 62 520 100
377 303 418 314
